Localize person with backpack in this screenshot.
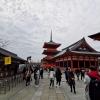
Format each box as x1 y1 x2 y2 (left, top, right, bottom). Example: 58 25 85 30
84 66 100 100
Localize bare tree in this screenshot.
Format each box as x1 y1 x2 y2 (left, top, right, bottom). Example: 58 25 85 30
0 39 9 48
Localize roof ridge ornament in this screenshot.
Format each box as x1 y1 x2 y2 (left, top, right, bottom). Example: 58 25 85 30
50 30 53 42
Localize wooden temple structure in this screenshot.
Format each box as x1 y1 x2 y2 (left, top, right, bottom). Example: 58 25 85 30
0 47 26 79
41 32 61 68
42 35 100 69
53 38 100 69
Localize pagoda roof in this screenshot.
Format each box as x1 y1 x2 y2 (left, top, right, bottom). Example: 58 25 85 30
43 41 61 48
43 30 61 48
53 37 100 58
88 32 100 41
42 50 59 55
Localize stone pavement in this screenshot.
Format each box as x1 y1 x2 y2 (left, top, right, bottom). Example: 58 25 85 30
0 73 86 100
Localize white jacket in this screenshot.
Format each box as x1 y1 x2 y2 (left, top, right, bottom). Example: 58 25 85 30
84 75 91 84
49 71 55 79
84 75 91 100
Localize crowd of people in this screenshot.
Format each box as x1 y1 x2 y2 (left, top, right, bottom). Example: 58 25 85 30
49 67 76 94
49 67 62 88
48 66 100 100
22 65 100 100
22 66 44 87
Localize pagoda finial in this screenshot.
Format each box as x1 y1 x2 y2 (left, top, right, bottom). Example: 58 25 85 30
50 30 53 42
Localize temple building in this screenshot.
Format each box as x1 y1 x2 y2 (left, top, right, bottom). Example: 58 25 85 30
41 32 61 68
53 38 100 69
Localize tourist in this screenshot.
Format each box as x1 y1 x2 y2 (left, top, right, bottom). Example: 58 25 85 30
84 66 100 100
80 69 85 80
40 68 44 79
34 67 40 86
64 68 69 83
49 68 55 88
68 68 76 94
22 67 27 80
55 67 62 87
75 69 80 80
26 69 31 86
29 66 33 81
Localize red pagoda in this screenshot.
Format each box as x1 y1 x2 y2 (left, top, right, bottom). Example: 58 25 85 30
41 31 61 68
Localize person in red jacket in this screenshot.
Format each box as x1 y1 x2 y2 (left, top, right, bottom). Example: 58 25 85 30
84 66 100 100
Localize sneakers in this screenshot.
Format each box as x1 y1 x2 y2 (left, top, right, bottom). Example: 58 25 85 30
35 85 39 87
74 91 76 94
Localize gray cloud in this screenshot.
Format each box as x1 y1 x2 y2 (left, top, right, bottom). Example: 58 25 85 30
0 0 100 61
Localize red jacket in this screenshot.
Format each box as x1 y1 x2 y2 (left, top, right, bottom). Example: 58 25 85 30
87 71 100 80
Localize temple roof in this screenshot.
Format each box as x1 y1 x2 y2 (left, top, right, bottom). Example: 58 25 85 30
54 37 100 58
62 37 96 52
0 47 26 62
0 47 17 57
71 51 100 56
88 32 100 41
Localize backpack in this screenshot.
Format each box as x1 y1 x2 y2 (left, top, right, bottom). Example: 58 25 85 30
89 77 100 100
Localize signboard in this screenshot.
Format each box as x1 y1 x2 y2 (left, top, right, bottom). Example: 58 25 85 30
4 57 11 65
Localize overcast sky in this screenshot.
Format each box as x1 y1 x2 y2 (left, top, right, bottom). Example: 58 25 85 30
0 0 100 61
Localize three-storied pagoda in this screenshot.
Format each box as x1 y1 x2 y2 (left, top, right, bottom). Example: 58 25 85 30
42 32 61 68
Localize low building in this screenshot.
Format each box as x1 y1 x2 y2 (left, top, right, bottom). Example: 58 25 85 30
0 47 26 79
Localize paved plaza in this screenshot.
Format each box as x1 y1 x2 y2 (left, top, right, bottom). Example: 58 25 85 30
0 73 86 100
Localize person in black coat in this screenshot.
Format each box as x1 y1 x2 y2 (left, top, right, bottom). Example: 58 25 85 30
65 68 69 83
55 68 62 87
68 68 76 94
40 68 44 79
